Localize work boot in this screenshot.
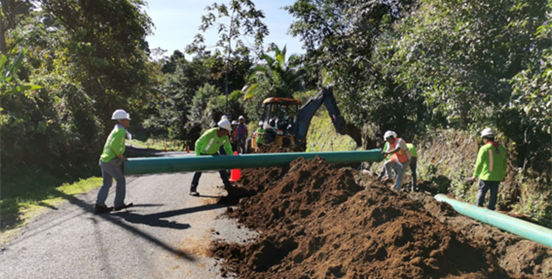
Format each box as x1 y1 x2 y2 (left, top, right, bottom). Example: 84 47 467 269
114 202 134 211
190 187 200 197
94 204 114 214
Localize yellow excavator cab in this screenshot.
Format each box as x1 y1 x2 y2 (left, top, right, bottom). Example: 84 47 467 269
245 88 362 153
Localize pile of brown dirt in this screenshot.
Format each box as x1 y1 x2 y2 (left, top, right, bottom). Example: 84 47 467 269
409 194 552 277
212 157 551 278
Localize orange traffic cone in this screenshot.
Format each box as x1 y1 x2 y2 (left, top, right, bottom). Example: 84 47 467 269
229 151 241 182
229 168 241 182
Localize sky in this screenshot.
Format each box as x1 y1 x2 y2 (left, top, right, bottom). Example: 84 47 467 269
144 0 305 59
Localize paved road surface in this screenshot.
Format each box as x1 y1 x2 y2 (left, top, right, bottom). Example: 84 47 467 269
0 152 256 279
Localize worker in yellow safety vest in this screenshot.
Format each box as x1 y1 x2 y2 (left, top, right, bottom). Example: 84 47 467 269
95 109 134 214
467 128 508 210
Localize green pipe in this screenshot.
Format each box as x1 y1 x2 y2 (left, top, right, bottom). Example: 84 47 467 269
434 194 552 248
125 150 383 175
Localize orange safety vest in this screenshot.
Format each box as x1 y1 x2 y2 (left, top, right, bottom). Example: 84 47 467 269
389 138 412 163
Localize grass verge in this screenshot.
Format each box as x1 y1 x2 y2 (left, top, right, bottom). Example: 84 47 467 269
130 138 188 151
306 108 358 152
0 170 101 246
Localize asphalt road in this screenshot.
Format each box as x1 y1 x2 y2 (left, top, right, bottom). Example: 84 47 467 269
0 152 256 279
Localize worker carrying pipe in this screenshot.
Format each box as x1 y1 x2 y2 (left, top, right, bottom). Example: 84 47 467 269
189 119 236 196
467 128 508 211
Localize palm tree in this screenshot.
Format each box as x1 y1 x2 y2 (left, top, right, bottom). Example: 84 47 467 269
243 45 304 100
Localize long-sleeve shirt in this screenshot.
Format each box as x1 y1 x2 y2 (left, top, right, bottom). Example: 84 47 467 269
255 128 266 144
238 123 248 140
100 124 126 162
195 128 233 156
473 142 508 181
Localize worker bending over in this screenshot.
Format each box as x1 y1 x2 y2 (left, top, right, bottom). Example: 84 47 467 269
381 130 413 191
190 119 235 196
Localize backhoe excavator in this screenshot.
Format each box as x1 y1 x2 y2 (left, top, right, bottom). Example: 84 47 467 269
246 87 362 152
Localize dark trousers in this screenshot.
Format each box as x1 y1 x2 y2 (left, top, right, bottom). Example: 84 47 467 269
476 179 499 210
190 153 230 190
410 157 418 188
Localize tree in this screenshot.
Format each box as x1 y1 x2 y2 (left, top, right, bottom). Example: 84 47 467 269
244 45 304 100
0 0 34 54
41 0 154 132
186 0 269 112
285 0 420 141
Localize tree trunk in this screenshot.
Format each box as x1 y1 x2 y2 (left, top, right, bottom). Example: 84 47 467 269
0 10 7 54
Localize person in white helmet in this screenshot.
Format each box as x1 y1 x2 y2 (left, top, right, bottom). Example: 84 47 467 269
254 121 266 150
95 109 133 214
377 132 419 191
381 130 413 191
219 115 230 155
237 115 248 153
467 128 508 210
190 119 235 196
230 120 239 152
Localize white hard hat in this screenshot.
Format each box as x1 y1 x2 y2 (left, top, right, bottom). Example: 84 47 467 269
259 121 263 126
221 115 228 120
238 115 245 120
231 120 238 125
383 130 395 140
218 119 232 131
481 128 495 138
112 109 130 120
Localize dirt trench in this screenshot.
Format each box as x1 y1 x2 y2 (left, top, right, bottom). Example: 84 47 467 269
212 156 552 279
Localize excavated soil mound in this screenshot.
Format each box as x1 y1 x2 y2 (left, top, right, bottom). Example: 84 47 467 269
410 194 552 277
212 157 545 279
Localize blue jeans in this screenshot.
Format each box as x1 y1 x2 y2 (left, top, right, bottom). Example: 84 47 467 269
96 159 126 207
190 153 230 190
384 158 411 190
476 180 499 210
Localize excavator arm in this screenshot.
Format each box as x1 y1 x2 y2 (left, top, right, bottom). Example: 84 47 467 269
294 88 363 148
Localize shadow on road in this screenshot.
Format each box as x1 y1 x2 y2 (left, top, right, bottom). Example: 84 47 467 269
111 211 191 229
142 203 227 220
42 190 197 261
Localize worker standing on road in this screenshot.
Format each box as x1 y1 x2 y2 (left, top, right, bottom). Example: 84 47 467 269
190 119 235 196
381 130 412 191
219 115 229 155
468 128 508 210
255 121 266 150
230 120 239 152
237 115 248 153
95 109 134 214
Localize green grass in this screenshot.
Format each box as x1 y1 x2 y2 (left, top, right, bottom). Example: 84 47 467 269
130 138 189 151
306 108 358 152
0 170 101 245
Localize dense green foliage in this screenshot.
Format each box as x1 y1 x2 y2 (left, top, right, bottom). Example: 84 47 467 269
284 0 550 223
1 0 550 223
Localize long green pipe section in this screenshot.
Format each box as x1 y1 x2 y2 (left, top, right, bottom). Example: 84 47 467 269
125 150 383 175
434 194 552 248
